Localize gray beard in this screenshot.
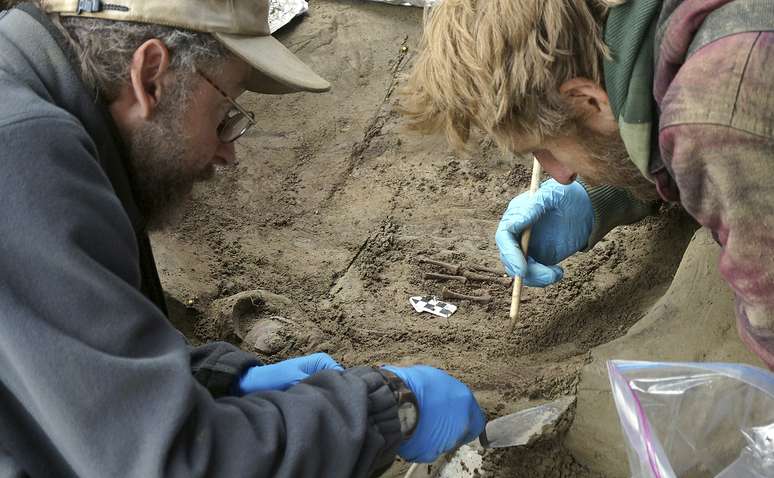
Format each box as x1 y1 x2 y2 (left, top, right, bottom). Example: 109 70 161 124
123 93 211 230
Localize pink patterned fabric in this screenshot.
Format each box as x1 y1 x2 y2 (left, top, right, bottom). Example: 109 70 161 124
654 1 774 368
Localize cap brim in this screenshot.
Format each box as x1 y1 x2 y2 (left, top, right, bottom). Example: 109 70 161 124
214 33 330 94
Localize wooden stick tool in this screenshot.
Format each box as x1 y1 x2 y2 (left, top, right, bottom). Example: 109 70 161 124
509 157 542 331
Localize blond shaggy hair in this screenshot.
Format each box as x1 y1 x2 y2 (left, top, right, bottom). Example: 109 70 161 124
402 0 621 152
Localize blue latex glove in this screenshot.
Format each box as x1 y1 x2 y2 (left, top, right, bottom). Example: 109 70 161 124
495 179 594 287
383 365 485 463
237 352 344 394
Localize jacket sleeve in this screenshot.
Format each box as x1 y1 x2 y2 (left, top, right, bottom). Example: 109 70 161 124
657 32 774 370
189 342 260 398
0 116 401 477
578 181 660 249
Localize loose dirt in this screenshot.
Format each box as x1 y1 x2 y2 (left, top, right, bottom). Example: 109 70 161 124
150 1 699 476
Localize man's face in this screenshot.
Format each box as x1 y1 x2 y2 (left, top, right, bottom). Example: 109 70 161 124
530 125 657 201
500 78 657 201
520 127 656 201
532 125 637 182
123 58 251 229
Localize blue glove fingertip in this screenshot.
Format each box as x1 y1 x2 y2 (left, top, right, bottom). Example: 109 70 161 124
499 256 521 278
550 265 564 282
498 247 527 277
524 259 564 287
304 352 345 374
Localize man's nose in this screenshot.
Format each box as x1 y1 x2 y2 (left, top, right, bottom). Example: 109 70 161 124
548 169 578 185
533 150 577 185
214 141 237 166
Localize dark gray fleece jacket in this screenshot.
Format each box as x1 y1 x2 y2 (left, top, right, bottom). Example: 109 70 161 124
0 4 401 477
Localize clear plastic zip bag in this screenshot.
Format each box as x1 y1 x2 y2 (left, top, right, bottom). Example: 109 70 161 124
608 360 774 478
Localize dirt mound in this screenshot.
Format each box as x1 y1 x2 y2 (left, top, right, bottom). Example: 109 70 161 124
566 229 761 477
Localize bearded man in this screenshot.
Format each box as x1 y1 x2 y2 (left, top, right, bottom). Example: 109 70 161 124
402 0 774 368
0 1 485 476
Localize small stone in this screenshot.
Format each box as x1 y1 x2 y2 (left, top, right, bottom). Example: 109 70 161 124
245 318 286 354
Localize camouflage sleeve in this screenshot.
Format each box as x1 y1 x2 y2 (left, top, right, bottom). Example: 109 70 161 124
658 32 774 369
660 123 774 369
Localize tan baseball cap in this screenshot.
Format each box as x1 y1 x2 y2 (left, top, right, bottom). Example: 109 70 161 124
41 0 331 94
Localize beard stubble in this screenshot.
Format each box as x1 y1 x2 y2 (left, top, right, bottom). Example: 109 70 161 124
123 81 213 230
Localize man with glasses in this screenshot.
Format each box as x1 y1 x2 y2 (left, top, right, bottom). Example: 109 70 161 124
0 1 485 477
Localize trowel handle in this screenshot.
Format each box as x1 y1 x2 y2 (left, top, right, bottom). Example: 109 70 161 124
478 428 490 448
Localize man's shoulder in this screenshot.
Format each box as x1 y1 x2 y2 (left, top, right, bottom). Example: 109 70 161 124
0 79 84 132
659 32 774 139
0 80 97 170
0 78 107 209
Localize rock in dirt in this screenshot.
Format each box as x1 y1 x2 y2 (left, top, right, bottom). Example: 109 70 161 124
245 317 289 354
565 228 762 477
208 289 327 355
210 289 292 339
211 289 294 348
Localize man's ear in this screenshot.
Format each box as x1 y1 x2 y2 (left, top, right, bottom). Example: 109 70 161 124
129 39 170 120
559 78 617 134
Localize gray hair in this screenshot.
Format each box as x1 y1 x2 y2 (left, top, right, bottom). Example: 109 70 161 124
53 15 232 101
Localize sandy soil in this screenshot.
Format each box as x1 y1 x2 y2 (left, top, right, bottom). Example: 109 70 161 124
151 1 699 476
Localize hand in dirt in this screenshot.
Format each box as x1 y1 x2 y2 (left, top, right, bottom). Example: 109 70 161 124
382 365 485 463
495 179 594 286
236 352 344 394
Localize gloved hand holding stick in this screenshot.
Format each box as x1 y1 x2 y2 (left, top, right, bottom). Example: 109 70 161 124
509 157 542 331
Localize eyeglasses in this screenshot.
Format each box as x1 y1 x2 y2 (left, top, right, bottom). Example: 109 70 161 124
197 70 256 143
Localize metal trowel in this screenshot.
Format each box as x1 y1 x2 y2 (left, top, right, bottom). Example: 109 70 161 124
404 397 576 478
478 396 575 448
